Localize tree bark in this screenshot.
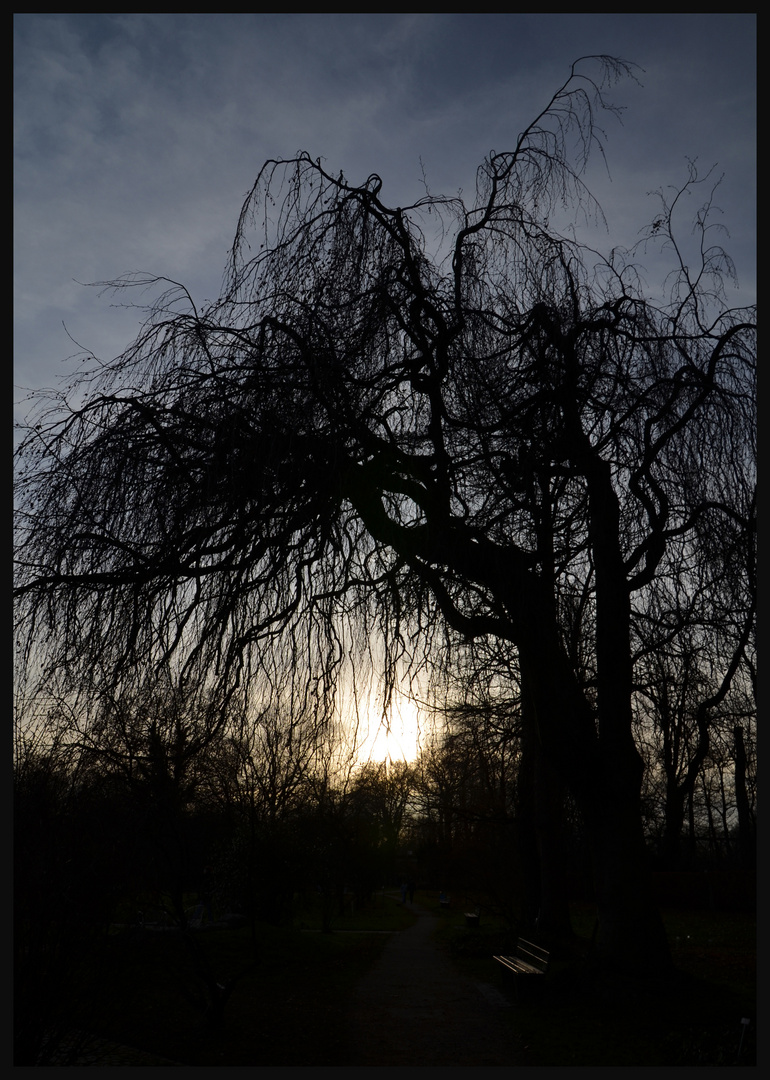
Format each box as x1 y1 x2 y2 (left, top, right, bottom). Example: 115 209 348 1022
521 628 671 974
733 725 755 872
518 662 572 947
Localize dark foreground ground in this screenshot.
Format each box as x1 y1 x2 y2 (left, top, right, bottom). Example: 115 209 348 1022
25 891 756 1067
40 895 526 1067
341 896 525 1066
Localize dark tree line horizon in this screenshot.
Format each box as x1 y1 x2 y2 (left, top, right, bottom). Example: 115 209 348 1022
15 53 756 992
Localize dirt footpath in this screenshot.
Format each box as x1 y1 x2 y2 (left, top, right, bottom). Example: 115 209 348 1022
342 897 527 1067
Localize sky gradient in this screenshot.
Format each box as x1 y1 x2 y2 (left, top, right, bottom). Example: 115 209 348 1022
14 14 755 425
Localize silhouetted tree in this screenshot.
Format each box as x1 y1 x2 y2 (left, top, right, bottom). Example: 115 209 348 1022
14 739 118 1063
632 490 756 871
732 723 756 873
350 760 415 878
15 56 755 974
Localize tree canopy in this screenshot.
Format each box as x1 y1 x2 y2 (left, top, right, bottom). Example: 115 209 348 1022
14 56 756 973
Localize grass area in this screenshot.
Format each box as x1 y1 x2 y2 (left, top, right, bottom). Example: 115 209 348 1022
63 891 417 1066
434 900 757 1067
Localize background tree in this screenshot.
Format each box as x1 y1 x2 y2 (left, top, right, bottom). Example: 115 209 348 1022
414 704 522 909
349 760 416 889
15 56 755 975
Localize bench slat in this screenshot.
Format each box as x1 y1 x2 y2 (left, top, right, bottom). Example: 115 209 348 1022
493 955 546 974
493 937 549 978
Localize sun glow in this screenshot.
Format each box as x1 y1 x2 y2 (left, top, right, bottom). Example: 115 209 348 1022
356 695 423 765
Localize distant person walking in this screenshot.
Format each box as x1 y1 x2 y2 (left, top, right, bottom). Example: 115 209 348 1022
400 880 408 904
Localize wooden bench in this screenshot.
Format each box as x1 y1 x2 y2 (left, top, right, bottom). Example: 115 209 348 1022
493 938 549 1001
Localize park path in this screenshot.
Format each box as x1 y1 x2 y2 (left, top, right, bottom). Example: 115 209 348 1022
341 896 527 1067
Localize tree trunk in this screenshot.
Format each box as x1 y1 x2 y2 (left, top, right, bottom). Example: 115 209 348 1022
582 782 670 973
522 633 672 975
513 732 541 930
733 726 755 872
518 663 572 947
584 456 671 973
659 779 688 870
532 750 572 948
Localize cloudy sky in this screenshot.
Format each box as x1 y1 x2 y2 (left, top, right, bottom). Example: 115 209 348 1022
14 14 755 428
